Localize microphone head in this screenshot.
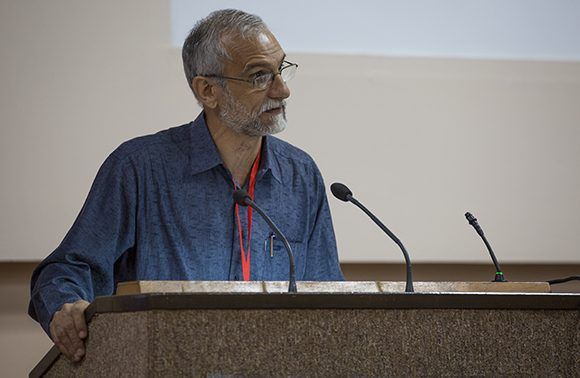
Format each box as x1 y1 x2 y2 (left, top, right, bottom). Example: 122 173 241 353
330 182 353 202
465 212 477 225
233 189 251 206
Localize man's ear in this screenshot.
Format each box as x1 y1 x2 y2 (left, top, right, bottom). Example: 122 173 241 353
192 76 220 109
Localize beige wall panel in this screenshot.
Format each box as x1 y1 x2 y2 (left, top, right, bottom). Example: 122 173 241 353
287 55 580 263
0 1 200 261
1 1 579 264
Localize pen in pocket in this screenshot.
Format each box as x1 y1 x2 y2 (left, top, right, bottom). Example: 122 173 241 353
263 233 276 257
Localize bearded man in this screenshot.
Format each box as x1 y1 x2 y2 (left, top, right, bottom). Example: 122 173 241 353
29 9 344 362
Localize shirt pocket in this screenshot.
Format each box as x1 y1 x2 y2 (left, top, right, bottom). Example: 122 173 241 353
262 234 306 281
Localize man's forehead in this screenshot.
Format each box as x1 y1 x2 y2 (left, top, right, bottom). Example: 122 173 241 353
223 31 285 69
253 31 273 44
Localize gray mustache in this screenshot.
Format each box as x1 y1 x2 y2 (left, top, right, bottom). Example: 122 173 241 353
261 100 286 112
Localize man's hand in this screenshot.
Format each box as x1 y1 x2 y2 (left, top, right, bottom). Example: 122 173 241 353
49 299 90 362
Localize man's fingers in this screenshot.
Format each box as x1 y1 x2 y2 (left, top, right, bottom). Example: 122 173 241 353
71 302 89 339
58 315 84 361
50 300 91 362
51 315 73 357
53 323 77 360
50 322 68 356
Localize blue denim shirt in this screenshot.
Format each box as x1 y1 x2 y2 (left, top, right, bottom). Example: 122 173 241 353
29 112 344 334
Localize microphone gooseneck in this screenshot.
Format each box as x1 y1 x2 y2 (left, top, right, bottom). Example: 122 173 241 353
330 182 414 293
465 212 506 282
233 189 297 293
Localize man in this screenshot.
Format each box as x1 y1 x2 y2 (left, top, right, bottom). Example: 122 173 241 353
29 9 343 362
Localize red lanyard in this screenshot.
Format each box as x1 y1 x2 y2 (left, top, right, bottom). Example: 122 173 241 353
234 149 261 281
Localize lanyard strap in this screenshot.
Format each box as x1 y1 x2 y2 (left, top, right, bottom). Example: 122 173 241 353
234 148 261 281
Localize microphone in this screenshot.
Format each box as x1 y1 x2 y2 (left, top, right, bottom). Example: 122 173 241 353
331 182 414 292
465 212 506 282
233 189 297 293
330 182 353 202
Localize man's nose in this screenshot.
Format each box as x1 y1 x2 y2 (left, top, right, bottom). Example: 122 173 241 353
267 73 291 100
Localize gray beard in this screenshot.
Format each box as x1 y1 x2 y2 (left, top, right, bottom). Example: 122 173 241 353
218 88 287 137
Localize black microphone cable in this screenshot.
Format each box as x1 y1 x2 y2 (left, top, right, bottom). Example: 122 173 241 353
233 189 297 293
331 182 414 293
547 275 580 285
465 212 506 282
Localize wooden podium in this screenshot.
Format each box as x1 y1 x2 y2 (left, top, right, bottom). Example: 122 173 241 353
31 281 579 377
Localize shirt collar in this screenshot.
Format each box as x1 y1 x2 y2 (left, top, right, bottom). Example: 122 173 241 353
189 112 282 184
261 135 282 184
188 112 222 176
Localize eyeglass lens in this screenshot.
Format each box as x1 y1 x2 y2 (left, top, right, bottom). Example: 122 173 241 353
253 63 297 89
281 64 296 82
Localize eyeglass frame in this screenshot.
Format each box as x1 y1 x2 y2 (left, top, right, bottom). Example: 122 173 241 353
199 60 298 90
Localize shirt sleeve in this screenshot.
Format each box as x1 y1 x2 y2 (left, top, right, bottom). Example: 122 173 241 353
28 150 137 336
303 165 345 281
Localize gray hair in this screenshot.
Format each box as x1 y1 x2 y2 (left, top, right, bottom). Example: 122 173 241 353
182 9 269 100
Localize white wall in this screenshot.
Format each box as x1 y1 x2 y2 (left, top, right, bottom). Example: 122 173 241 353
1 1 579 263
171 0 580 60
0 1 198 260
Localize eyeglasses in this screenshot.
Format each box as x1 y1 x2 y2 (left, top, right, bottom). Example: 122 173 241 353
202 60 298 90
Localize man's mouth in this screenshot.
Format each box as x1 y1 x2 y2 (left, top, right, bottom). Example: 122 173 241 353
264 106 283 115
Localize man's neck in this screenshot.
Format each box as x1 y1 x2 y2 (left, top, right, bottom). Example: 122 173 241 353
205 112 262 186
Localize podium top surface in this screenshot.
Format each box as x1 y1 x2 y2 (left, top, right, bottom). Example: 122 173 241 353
116 280 552 295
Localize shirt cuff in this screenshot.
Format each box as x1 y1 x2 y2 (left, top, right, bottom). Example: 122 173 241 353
28 284 85 337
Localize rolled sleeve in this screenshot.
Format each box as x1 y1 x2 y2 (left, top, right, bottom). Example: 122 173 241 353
28 149 137 336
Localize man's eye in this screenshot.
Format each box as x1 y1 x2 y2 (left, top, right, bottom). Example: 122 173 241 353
250 71 273 87
250 71 268 79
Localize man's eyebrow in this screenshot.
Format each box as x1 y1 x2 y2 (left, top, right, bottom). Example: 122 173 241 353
243 62 269 72
243 55 287 73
